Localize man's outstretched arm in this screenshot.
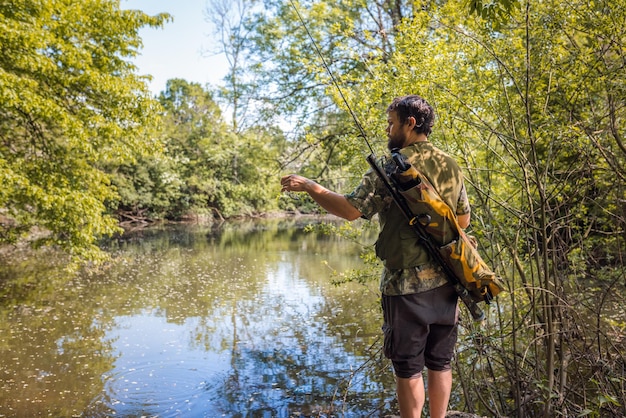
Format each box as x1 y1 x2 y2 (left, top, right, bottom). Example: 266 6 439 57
280 174 362 221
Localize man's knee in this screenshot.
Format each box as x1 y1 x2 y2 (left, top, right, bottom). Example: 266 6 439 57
424 357 452 372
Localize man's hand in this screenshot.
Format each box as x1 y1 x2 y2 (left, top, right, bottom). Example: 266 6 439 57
280 174 311 193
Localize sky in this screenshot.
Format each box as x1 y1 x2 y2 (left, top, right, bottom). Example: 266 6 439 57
120 0 228 95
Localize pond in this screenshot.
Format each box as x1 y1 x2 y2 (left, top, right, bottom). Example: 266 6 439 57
0 218 399 417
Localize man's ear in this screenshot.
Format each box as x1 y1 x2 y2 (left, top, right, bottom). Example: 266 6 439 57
407 116 417 130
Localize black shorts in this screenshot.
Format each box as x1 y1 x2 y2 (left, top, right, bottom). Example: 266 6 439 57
382 284 459 379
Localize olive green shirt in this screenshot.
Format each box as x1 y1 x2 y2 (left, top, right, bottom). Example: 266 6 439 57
345 141 471 296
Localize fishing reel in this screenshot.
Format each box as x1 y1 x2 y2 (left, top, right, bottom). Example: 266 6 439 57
387 148 421 192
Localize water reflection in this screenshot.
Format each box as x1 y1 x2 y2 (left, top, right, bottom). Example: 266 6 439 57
1 219 396 417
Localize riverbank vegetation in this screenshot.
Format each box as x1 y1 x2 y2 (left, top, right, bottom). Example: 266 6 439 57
1 0 624 416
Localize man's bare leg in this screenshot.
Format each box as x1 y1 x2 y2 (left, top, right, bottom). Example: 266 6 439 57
427 369 452 418
396 376 425 418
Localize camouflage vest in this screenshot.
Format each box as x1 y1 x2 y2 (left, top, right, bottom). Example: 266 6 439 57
345 142 471 295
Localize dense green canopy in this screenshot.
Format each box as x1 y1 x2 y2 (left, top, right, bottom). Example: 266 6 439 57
0 0 168 259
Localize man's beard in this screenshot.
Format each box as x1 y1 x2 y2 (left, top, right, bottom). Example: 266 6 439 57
387 133 406 151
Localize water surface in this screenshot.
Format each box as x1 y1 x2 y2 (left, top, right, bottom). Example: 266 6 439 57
0 219 397 417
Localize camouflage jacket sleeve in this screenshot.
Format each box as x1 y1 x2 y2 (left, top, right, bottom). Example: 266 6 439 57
344 167 391 220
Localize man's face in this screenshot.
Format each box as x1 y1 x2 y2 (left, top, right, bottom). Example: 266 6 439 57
386 110 410 150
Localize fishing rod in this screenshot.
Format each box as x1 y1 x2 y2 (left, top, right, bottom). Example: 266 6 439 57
287 0 486 321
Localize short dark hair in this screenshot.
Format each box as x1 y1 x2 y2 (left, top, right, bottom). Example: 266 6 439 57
387 95 435 136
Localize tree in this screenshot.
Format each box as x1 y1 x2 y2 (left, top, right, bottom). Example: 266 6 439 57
236 0 418 194
157 78 230 220
112 78 227 222
0 0 170 260
111 79 285 222
205 0 260 133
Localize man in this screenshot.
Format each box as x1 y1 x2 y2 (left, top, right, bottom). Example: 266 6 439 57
280 95 471 418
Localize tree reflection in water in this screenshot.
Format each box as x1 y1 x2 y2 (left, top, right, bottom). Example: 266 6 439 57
0 219 396 417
